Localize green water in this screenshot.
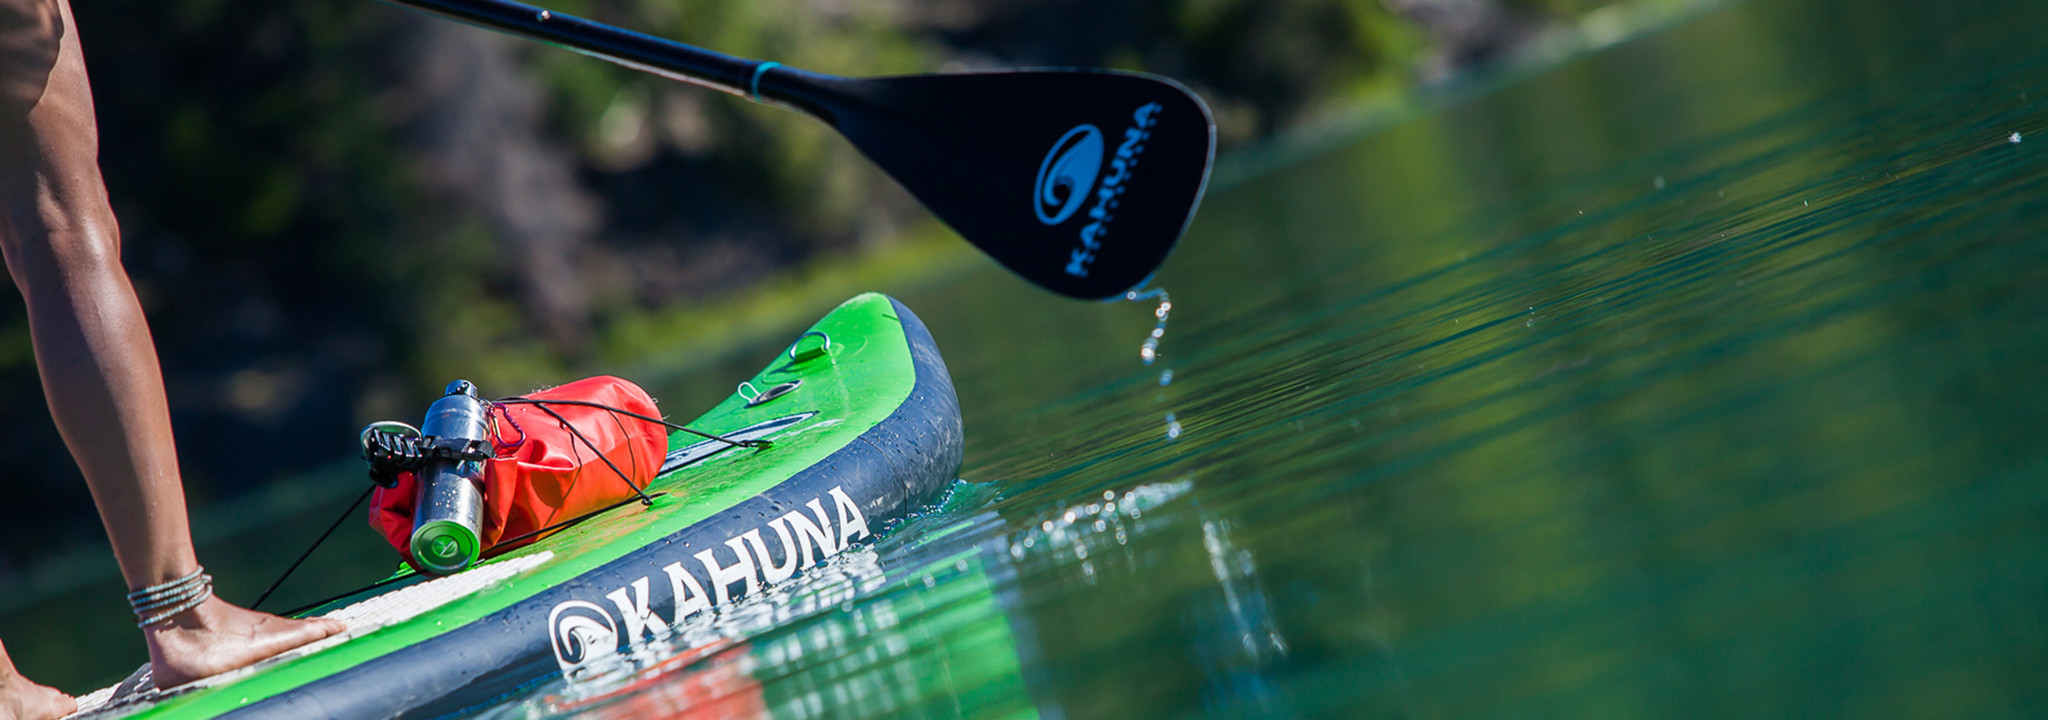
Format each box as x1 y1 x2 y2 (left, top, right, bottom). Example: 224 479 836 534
9 0 2048 714
472 0 2048 716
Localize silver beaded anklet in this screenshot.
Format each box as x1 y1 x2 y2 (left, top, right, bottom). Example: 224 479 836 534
129 566 213 628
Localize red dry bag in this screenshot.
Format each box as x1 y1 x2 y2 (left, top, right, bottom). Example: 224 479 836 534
369 376 668 570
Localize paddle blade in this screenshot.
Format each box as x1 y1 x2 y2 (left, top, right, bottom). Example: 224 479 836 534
821 71 1215 300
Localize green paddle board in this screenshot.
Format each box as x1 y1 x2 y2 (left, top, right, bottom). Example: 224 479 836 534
72 292 964 719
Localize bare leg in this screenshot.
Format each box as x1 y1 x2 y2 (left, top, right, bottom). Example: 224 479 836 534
0 0 342 693
0 641 72 720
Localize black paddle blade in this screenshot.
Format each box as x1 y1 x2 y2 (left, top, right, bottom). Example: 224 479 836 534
817 71 1215 300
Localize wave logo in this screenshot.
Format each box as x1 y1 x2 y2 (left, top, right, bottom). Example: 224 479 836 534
548 600 620 680
1034 125 1105 225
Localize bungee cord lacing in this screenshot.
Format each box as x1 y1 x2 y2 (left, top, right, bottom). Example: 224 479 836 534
252 395 767 612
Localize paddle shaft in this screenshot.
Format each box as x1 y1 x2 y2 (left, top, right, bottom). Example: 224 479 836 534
385 0 832 116
385 0 1213 300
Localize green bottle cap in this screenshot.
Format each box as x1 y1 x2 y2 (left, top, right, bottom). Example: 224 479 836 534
411 519 481 575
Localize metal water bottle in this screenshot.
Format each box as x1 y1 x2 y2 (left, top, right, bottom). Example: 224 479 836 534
410 380 490 575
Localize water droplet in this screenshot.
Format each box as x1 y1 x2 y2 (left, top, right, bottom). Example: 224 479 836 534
2011 132 2024 144
1653 175 1666 190
1103 490 1116 501
1164 412 1182 439
1126 288 1172 367
1159 369 1174 386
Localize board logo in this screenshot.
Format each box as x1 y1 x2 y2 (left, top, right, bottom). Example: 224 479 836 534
1034 125 1105 225
548 601 621 674
545 484 873 679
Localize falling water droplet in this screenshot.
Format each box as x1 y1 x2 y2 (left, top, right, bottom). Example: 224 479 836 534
1126 288 1181 437
1125 288 1172 366
2011 132 2024 144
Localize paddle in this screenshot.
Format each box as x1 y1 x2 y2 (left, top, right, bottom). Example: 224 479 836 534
386 0 1216 300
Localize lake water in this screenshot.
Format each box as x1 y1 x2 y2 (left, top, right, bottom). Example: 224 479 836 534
469 0 2048 716
10 0 2048 714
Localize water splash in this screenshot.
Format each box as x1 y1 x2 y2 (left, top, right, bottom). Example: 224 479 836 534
1004 480 1194 575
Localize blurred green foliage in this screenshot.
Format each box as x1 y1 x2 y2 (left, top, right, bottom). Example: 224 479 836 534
0 0 1630 560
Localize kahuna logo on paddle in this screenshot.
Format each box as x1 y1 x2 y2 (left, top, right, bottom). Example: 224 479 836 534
1034 126 1105 225
546 484 872 679
1031 102 1164 278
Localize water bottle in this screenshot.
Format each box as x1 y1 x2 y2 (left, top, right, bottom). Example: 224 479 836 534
410 380 490 574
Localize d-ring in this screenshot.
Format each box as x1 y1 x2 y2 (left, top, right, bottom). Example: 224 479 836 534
788 331 832 362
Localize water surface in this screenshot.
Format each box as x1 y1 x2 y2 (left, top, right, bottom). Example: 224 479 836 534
483 0 2048 717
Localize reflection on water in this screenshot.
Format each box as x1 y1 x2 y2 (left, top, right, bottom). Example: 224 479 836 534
484 525 1038 720
482 478 1326 719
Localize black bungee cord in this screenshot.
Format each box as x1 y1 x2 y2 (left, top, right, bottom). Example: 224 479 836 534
517 400 658 507
490 397 772 449
251 486 374 611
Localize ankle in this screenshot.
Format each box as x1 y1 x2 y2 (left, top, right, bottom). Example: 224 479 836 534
0 659 27 689
130 567 214 629
140 596 221 636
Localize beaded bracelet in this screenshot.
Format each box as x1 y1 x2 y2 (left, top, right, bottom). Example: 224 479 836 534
129 566 213 628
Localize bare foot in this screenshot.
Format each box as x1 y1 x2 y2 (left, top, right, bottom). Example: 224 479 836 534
0 670 75 720
144 597 347 689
